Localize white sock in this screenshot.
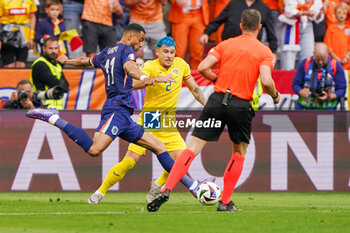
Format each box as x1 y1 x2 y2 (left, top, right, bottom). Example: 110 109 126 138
189 181 198 190
48 114 59 125
95 190 104 197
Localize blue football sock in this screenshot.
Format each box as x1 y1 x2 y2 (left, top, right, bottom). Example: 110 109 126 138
55 119 93 152
54 118 68 129
157 151 194 189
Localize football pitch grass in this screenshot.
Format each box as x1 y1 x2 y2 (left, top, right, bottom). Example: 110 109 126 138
0 192 349 233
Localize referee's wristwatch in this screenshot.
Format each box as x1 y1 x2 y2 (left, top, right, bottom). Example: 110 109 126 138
272 91 279 99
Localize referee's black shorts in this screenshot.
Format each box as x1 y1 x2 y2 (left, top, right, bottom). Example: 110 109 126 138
192 92 255 144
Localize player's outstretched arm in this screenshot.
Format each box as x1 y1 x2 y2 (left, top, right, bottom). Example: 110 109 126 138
124 60 149 81
260 65 280 104
125 61 175 86
184 76 206 106
198 55 219 82
57 55 91 67
132 79 147 90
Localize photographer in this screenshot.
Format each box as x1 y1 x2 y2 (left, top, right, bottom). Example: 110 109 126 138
30 37 69 110
292 43 346 109
3 80 42 109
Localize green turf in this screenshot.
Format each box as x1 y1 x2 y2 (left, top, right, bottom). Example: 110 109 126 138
0 192 349 233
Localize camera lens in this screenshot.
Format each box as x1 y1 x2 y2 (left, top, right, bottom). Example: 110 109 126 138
18 90 28 101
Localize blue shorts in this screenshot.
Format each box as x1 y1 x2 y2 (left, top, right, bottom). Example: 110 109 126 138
96 105 144 143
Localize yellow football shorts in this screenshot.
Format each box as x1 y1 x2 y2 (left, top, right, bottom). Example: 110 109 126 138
128 131 187 155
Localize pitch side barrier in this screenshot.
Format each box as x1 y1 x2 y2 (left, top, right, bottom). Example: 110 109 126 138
0 110 349 192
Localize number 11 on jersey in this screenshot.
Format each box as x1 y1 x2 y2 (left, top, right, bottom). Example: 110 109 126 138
105 57 116 86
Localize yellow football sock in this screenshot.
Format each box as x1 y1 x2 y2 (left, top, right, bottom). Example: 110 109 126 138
98 156 136 195
156 170 169 187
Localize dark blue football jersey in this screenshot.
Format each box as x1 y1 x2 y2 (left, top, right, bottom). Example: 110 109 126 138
90 43 136 108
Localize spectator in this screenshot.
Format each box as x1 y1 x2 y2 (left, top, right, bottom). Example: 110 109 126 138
324 2 350 69
325 0 350 27
279 0 324 70
212 0 231 44
81 0 122 57
35 0 68 56
199 0 277 61
261 0 281 49
62 0 84 57
113 0 130 41
125 0 167 60
168 0 209 69
136 56 144 69
3 80 42 109
30 37 69 110
62 0 84 34
0 0 37 68
132 56 146 110
292 43 346 109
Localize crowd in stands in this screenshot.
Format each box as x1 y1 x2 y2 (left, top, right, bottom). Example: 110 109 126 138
0 0 348 110
1 0 350 71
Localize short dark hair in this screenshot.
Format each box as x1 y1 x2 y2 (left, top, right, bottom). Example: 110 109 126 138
46 0 60 8
241 9 261 31
43 36 58 47
124 23 146 34
16 80 32 89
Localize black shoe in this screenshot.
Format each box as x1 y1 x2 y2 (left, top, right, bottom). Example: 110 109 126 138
147 189 170 212
217 201 241 212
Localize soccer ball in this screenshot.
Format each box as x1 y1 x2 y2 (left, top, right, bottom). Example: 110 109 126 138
196 181 221 205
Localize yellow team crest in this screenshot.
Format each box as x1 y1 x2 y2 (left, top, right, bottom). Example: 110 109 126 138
172 68 179 76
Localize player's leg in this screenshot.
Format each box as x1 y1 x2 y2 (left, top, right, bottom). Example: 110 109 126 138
89 140 147 204
152 150 180 188
98 150 142 194
88 149 142 204
147 92 225 212
147 148 214 203
25 109 110 156
135 132 195 189
147 131 197 202
159 136 207 193
217 95 254 212
146 150 175 204
146 136 208 212
159 93 225 194
217 142 247 212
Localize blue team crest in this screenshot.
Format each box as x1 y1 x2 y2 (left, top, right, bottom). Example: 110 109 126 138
143 110 161 129
172 68 179 76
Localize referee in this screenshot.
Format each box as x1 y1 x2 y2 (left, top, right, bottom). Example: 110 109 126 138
147 9 280 212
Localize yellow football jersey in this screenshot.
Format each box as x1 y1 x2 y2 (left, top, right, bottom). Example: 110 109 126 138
141 57 191 109
138 57 191 130
0 0 37 25
129 57 190 153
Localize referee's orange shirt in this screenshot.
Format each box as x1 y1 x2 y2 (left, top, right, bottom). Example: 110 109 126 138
209 34 274 100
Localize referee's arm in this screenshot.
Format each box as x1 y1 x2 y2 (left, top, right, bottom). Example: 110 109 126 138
197 55 218 82
260 65 280 104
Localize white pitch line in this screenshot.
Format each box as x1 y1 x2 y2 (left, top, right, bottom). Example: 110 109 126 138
0 210 348 216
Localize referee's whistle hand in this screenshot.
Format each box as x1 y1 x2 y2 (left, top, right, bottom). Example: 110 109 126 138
273 93 280 105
